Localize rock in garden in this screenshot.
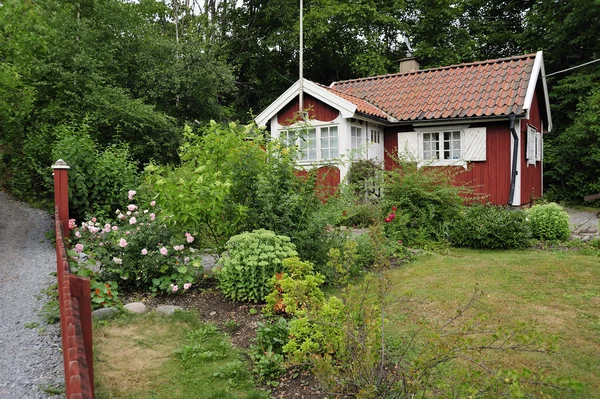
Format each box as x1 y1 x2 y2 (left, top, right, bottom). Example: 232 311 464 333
91 307 118 320
156 305 183 316
123 302 147 314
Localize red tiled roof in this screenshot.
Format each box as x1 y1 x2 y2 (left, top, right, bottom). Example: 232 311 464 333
329 53 536 122
318 83 392 120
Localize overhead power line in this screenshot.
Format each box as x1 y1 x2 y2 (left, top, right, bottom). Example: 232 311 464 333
546 58 600 77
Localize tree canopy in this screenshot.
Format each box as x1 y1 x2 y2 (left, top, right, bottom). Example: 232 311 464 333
1 0 599 204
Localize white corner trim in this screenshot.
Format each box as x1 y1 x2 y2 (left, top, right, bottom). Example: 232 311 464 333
254 79 357 127
523 51 553 132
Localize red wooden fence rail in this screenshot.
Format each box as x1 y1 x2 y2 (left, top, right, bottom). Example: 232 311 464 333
52 159 95 399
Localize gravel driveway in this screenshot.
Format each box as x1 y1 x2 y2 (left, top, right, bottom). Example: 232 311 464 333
0 191 63 398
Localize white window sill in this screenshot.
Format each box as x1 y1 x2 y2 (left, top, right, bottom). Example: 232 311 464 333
417 160 468 169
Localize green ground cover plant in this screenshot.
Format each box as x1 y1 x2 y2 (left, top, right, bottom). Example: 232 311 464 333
94 311 269 399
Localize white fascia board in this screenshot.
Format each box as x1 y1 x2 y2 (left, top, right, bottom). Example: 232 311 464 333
523 51 553 132
254 78 357 128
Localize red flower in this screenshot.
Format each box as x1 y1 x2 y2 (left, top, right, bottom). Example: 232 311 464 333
392 206 397 211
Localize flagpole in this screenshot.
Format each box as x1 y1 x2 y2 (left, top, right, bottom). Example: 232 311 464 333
299 0 304 118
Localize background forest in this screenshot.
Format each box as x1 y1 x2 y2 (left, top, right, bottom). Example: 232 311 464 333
1 0 599 205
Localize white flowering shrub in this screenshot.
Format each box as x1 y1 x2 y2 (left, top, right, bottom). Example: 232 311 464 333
526 202 571 241
70 191 202 294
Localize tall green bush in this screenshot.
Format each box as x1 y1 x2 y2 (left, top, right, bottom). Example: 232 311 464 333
383 156 467 246
450 205 531 249
142 121 323 253
51 122 138 220
217 229 298 303
526 202 571 241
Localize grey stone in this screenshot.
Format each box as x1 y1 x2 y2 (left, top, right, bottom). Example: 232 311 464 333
209 311 217 316
156 305 183 316
123 302 147 314
92 307 118 320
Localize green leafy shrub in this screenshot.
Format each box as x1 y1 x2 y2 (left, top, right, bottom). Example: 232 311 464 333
264 257 325 316
70 195 202 294
249 318 290 381
142 122 322 253
283 296 346 362
450 205 531 249
383 156 467 246
217 229 297 302
52 122 138 221
526 202 571 241
346 159 383 200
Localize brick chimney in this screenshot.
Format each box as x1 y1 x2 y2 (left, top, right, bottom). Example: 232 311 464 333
399 57 420 73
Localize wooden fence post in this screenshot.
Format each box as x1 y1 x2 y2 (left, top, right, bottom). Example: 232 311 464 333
52 159 71 239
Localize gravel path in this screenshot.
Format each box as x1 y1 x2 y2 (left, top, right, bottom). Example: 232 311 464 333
564 207 599 239
0 191 63 398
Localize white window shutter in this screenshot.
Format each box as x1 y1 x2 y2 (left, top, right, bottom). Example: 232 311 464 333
463 127 486 161
397 131 419 160
527 126 536 165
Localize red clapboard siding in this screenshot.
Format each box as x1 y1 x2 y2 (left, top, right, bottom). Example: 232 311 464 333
278 94 339 126
456 122 512 205
296 166 341 201
383 122 512 206
520 91 543 205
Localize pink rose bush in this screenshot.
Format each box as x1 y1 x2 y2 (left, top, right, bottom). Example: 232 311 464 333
69 197 201 295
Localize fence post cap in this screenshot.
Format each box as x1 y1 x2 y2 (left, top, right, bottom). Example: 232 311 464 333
51 159 71 170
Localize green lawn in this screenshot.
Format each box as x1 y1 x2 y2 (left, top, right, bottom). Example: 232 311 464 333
384 248 600 398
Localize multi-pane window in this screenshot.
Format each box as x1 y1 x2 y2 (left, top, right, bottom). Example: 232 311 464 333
281 126 339 162
281 130 296 147
443 131 461 160
422 132 440 160
422 131 461 160
370 129 381 144
351 126 362 160
320 126 339 160
300 128 317 161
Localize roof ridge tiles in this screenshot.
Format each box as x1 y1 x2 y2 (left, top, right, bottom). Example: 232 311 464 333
330 53 537 86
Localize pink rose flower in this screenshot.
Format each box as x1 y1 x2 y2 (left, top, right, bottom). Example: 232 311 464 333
150 213 156 221
75 243 84 253
173 245 184 251
127 204 137 211
150 201 156 207
75 231 81 238
112 226 118 231
119 238 128 248
68 219 76 229
141 248 148 255
183 283 192 290
129 217 137 225
160 247 168 256
91 217 97 223
170 284 178 293
185 233 194 243
128 190 136 200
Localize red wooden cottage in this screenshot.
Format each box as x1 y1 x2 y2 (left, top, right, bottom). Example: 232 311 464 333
255 52 552 206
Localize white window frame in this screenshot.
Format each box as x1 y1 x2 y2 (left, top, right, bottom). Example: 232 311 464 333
370 128 382 144
415 125 468 167
279 123 340 164
351 125 363 160
526 125 541 165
